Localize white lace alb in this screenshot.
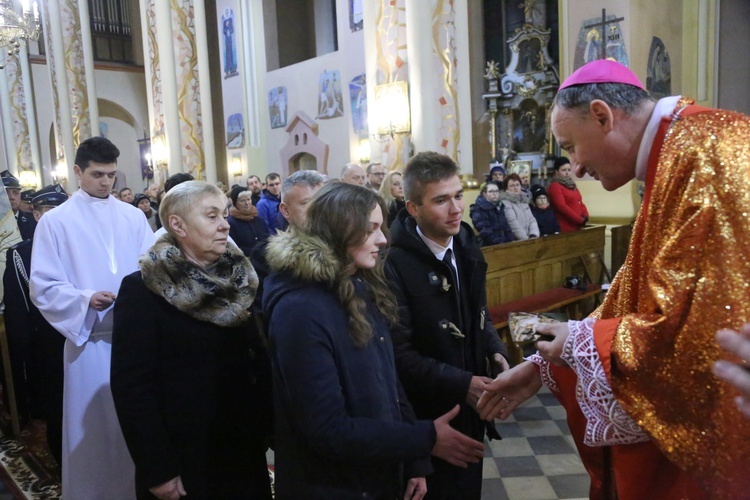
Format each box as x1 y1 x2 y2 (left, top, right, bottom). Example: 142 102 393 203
563 318 649 447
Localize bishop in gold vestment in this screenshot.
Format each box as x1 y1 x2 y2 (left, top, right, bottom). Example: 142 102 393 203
479 61 750 499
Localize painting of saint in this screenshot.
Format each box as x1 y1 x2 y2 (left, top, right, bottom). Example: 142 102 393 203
349 0 363 32
268 87 288 129
226 113 245 149
316 70 344 120
512 99 545 153
222 8 239 79
573 14 628 70
647 37 671 99
348 74 368 136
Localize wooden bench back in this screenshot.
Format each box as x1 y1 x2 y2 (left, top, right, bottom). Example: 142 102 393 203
481 226 606 311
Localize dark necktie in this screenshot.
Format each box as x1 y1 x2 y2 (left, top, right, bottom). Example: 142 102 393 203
442 249 459 291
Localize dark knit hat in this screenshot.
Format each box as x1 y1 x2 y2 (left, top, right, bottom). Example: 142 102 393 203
132 193 150 207
230 186 249 207
552 157 571 171
531 184 548 202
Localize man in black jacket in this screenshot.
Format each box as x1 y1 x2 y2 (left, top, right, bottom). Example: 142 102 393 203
385 152 510 499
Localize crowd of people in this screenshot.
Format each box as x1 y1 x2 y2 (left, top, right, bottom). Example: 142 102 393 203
468 156 589 247
1 59 749 500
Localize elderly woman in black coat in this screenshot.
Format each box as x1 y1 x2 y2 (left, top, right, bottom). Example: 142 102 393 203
111 181 272 500
263 182 484 500
227 186 270 256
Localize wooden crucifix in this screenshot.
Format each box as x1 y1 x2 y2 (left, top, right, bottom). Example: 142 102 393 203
583 8 625 60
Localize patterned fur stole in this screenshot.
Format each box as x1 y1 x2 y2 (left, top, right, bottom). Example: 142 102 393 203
139 234 258 327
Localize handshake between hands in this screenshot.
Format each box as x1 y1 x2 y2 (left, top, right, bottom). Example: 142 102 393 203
431 322 572 471
476 321 571 421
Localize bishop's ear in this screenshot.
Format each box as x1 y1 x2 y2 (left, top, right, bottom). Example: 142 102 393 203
589 99 614 132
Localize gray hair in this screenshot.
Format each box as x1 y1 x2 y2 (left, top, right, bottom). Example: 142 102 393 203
159 181 226 238
340 163 360 178
281 169 325 199
552 83 652 116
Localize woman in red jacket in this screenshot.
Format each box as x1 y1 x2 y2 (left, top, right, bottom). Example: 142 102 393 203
547 156 589 231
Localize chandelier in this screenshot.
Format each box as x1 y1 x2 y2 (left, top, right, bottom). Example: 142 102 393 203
0 0 41 69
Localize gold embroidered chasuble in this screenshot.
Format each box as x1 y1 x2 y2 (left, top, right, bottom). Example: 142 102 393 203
589 98 750 497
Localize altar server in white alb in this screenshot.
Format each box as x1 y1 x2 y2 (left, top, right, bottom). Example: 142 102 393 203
30 137 155 499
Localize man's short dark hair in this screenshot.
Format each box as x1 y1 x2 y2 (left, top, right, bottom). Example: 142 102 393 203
265 173 281 183
552 83 652 116
403 152 460 205
118 187 132 196
74 137 120 171
164 172 194 193
366 162 383 175
247 175 261 183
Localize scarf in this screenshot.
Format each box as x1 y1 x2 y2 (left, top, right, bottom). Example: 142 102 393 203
139 234 258 327
229 204 259 221
551 174 577 189
499 190 531 204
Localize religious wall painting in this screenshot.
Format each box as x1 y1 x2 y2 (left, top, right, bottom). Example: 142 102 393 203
647 37 671 99
508 160 532 183
512 98 546 154
516 37 544 74
316 70 344 120
348 74 368 136
573 12 628 70
349 0 363 32
221 8 239 79
268 87 288 129
226 113 245 149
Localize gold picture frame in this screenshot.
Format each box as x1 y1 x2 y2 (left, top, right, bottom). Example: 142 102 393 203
508 160 533 177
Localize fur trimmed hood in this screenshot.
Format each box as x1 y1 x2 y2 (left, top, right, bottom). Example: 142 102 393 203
139 234 258 327
265 229 343 286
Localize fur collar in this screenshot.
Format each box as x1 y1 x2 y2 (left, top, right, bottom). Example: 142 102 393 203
265 229 342 285
229 204 259 221
139 234 258 327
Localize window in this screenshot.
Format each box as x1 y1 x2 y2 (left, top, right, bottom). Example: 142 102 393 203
89 0 134 63
264 0 338 71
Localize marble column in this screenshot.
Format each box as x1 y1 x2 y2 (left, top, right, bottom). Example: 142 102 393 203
363 0 410 171
140 0 216 183
405 0 473 166
40 0 98 189
0 44 42 188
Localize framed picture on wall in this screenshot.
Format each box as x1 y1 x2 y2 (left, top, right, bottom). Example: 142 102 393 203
508 160 532 180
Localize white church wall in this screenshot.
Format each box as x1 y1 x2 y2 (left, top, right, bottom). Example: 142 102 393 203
257 0 365 177
28 61 148 191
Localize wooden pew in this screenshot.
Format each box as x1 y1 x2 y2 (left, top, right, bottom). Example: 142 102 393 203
482 226 609 365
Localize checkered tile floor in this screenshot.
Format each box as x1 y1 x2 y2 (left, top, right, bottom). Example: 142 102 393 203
266 386 589 500
481 386 589 500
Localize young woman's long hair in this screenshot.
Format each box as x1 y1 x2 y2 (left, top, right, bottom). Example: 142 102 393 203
305 182 398 346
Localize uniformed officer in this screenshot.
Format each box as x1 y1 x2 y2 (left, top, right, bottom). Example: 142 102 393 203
1 171 35 240
19 189 35 213
3 184 68 465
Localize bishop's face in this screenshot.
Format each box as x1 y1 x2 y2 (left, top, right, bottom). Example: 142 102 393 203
551 103 634 191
